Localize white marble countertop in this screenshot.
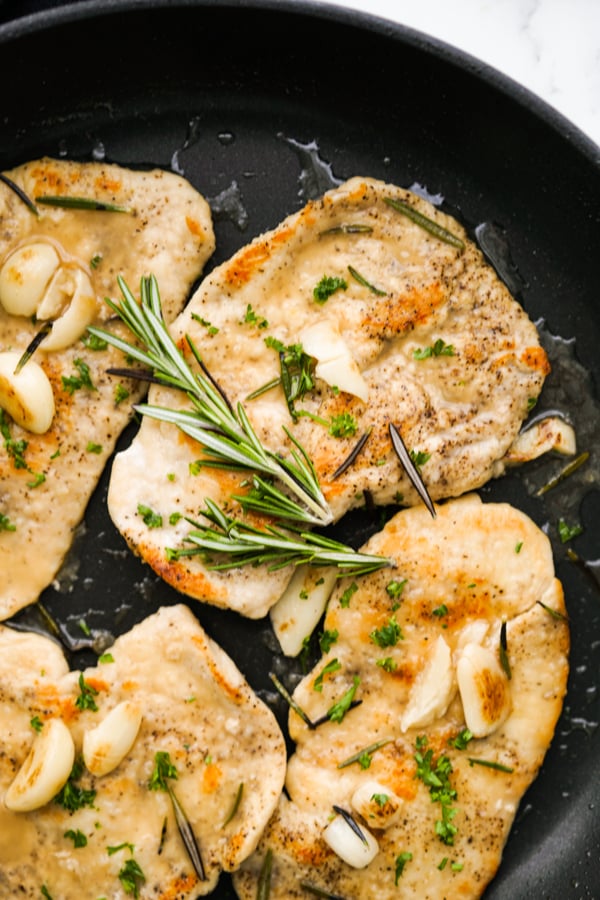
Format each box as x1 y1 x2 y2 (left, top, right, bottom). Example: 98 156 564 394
314 0 600 150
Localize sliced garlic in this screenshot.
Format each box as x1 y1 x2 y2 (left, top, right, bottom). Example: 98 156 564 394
0 350 55 433
455 619 489 653
38 269 97 351
456 642 511 738
400 634 455 731
4 717 75 812
323 811 379 868
270 565 337 657
504 416 576 465
0 242 60 316
351 779 403 829
82 700 142 776
299 320 369 401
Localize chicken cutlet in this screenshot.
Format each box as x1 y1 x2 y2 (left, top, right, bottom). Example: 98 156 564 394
0 604 286 897
107 177 549 617
233 494 569 899
0 157 215 620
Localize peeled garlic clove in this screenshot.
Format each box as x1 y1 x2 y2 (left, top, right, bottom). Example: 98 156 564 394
323 811 379 868
0 242 60 316
299 320 369 401
0 350 55 433
270 565 337 657
40 269 97 351
83 700 142 776
456 642 511 738
504 416 576 464
351 779 403 829
4 717 75 812
400 635 455 731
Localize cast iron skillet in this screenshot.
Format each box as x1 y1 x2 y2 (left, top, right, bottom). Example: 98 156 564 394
0 2 599 897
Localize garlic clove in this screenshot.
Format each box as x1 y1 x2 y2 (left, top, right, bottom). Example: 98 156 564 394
0 242 60 317
323 810 379 868
456 642 511 738
4 717 75 812
299 320 369 401
504 416 576 464
270 565 337 657
82 700 142 776
400 634 455 731
0 350 55 433
40 269 97 351
351 779 403 829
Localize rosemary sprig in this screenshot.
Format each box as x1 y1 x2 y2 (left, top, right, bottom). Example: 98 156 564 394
173 499 391 576
88 275 332 527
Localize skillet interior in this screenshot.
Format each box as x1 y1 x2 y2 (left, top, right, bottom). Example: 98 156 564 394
0 2 599 897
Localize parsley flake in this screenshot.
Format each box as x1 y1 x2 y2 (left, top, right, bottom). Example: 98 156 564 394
327 676 360 724
149 751 178 791
313 274 348 304
75 673 99 711
370 615 403 648
137 503 163 529
313 658 342 692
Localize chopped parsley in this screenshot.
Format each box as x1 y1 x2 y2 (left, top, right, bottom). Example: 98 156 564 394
98 652 114 664
54 757 96 812
114 383 130 406
148 751 178 791
30 715 44 732
313 274 348 304
75 673 99 712
86 442 103 454
0 512 16 532
409 449 431 470
557 517 584 543
328 412 358 438
370 615 403 648
372 792 389 807
313 658 342 692
413 339 455 359
319 629 339 653
414 735 458 846
1 408 29 469
515 540 523 554
242 303 268 329
432 604 449 618
137 503 163 529
376 656 397 673
64 828 88 848
118 858 146 898
107 841 136 856
394 851 413 883
327 676 360 724
191 312 219 335
386 578 407 603
447 728 473 750
61 358 96 394
339 581 358 608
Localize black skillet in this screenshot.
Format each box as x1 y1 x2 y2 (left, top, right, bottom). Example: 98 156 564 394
0 2 599 897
